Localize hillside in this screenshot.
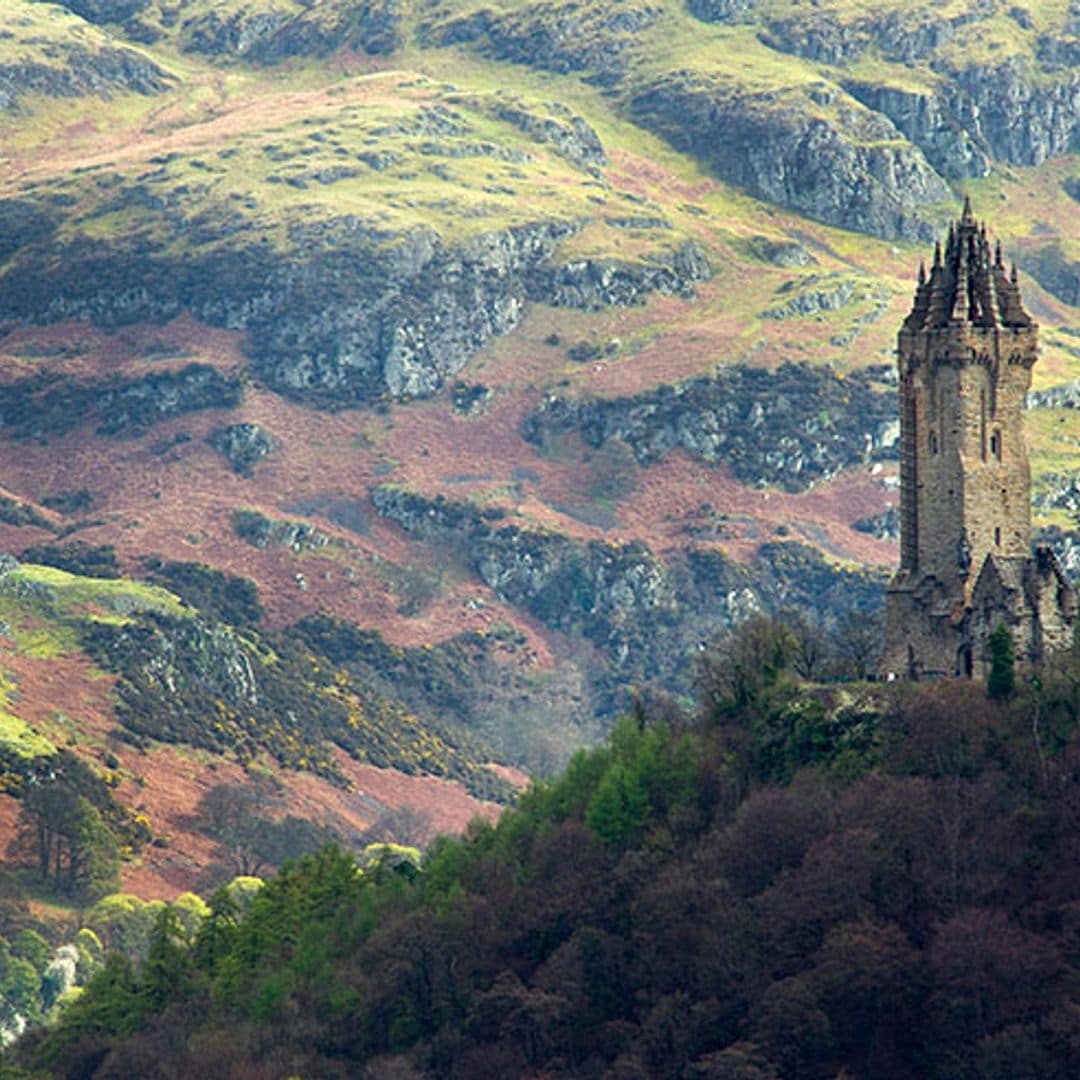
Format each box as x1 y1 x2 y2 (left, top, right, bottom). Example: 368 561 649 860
0 0 1077 905
12 636 1080 1078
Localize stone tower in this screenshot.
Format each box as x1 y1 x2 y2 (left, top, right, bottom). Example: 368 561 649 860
882 198 1076 679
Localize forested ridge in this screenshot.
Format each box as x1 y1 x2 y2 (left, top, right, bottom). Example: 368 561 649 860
9 623 1080 1080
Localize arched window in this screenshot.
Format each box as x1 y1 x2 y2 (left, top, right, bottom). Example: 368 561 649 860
929 431 938 455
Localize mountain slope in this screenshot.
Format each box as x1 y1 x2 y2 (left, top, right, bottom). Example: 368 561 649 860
0 0 1076 904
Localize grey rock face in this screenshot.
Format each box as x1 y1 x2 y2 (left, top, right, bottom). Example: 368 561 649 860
0 214 586 405
209 424 276 477
1018 243 1080 307
46 1 152 22
1034 475 1080 515
526 241 711 310
762 275 855 320
687 0 755 24
0 365 242 441
842 80 991 181
1028 379 1080 411
373 485 886 704
1036 526 1080 580
492 102 607 170
423 0 660 85
522 362 897 491
951 61 1080 167
92 614 259 710
748 236 814 268
853 506 901 542
631 73 948 241
232 510 333 553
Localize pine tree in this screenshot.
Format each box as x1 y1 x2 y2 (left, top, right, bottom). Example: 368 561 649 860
987 624 1015 701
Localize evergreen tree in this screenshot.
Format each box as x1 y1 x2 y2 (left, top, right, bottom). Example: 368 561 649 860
987 624 1015 701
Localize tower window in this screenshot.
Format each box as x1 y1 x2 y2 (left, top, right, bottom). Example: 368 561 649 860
929 432 938 455
990 431 1000 459
995 527 1001 546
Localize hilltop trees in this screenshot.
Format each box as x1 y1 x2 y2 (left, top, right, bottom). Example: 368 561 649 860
8 757 122 903
12 636 1080 1078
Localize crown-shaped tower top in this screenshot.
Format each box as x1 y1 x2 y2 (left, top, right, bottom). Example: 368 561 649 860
904 197 1032 333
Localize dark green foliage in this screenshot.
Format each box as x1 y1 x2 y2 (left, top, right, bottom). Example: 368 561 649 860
988 623 1016 701
144 559 263 626
0 365 241 441
20 542 120 580
8 761 123 902
21 649 1080 1078
0 498 52 532
81 612 511 799
194 780 339 880
40 490 95 516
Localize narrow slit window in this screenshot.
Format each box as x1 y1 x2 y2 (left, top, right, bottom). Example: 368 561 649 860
990 431 1001 459
995 527 1001 546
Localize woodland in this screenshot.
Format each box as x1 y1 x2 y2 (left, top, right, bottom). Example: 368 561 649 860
6 619 1080 1079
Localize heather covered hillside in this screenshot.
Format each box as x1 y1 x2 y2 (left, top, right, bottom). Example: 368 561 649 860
0 0 1076 906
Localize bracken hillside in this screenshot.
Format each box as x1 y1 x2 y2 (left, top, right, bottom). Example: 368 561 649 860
0 0 1077 898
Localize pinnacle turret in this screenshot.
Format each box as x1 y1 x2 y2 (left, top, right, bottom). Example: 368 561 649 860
906 201 1031 330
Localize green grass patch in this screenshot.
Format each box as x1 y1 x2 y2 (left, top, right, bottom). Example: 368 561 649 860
0 670 56 761
0 563 189 659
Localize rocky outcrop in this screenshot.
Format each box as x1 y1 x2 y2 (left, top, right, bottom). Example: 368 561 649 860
761 274 856 320
96 365 242 436
748 236 814 268
630 73 948 241
372 484 675 672
950 61 1080 168
1034 475 1080 516
47 1 152 22
853 506 901 542
1018 243 1080 307
0 211 589 404
89 614 259 716
232 509 334 553
4 187 695 406
841 80 991 181
372 485 885 702
491 100 607 170
209 423 276 477
760 7 977 67
522 362 898 491
0 46 172 110
525 241 710 309
687 0 754 24
0 365 242 440
763 4 1080 172
181 0 409 61
1036 527 1080 581
423 1 660 86
1028 379 1080 411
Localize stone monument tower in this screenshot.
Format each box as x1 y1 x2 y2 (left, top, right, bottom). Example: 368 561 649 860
882 198 1076 679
